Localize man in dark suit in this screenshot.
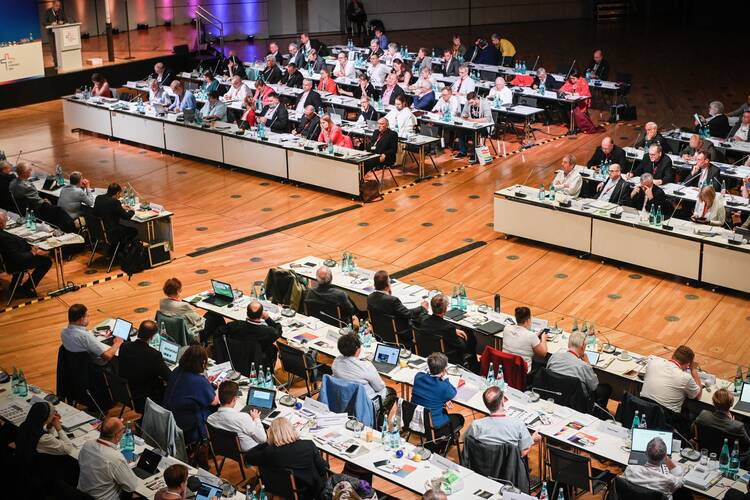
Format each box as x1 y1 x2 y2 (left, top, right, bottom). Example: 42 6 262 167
45 0 67 25
0 212 52 297
8 162 68 228
221 301 282 369
267 42 284 65
258 93 288 133
222 51 244 78
293 105 321 139
416 294 476 369
442 49 459 77
0 161 14 211
294 79 324 113
93 183 137 243
260 55 282 84
473 40 500 66
287 43 305 68
627 173 668 213
592 163 629 205
587 136 627 171
686 151 722 191
367 118 398 174
585 49 610 80
367 270 428 339
630 144 674 185
117 320 171 412
728 110 750 142
150 62 174 87
300 33 324 55
305 50 325 73
305 266 359 328
531 67 560 91
358 96 379 122
281 63 303 88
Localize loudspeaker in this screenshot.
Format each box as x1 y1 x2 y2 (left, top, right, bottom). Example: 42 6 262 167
173 44 189 54
610 104 637 122
147 242 171 268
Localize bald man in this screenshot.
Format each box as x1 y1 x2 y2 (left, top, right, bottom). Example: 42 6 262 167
150 62 174 87
78 418 139 500
586 136 627 172
304 266 360 328
219 300 282 368
293 105 321 139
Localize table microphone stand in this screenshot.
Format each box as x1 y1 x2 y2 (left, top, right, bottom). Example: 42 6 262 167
123 0 135 60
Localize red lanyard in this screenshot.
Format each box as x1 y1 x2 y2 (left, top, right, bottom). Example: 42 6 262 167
669 359 682 370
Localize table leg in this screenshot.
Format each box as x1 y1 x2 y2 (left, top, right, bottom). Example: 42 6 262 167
54 247 64 288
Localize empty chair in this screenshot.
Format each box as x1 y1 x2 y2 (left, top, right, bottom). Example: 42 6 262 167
546 445 612 499
277 342 325 396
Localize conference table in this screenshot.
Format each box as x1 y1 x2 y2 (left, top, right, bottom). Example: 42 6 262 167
623 146 750 181
63 95 378 198
493 185 750 294
665 129 750 158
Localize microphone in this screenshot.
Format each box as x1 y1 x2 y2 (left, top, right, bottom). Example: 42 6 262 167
672 427 701 461
319 310 348 327
661 197 684 231
220 335 242 381
608 177 630 219
625 132 642 175
527 386 563 403
85 389 106 420
15 150 22 166
729 154 750 166
564 59 576 80
131 418 169 456
413 434 451 458
671 169 703 196
530 56 540 72
514 162 540 198
593 401 617 422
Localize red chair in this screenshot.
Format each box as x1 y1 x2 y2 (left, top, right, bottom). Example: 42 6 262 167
341 134 353 149
479 346 528 391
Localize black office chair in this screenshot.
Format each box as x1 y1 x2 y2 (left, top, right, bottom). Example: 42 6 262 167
103 371 140 419
400 399 460 457
368 311 413 348
258 467 301 499
303 300 343 328
220 334 263 377
370 158 399 195
277 342 326 396
461 435 530 493
55 346 92 407
0 251 37 306
206 422 252 486
615 392 669 431
413 330 445 358
83 213 120 273
611 475 665 500
546 445 613 499
693 422 737 457
533 368 594 415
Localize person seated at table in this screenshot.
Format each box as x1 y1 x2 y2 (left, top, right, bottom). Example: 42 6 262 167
729 110 750 142
559 71 601 134
9 162 66 226
465 386 540 456
333 333 398 414
432 86 461 117
381 72 405 105
207 380 266 454
594 163 629 203
220 300 282 369
163 345 218 444
333 51 356 79
93 182 137 243
318 114 346 146
306 49 325 73
246 417 328 499
90 73 112 98
491 32 516 62
294 104 321 139
294 79 323 115
374 27 388 50
451 35 467 58
317 68 338 94
413 80 436 111
77 417 140 499
532 67 556 90
392 60 412 86
167 80 196 113
442 49 459 77
367 270 428 340
411 352 465 445
260 55 282 84
627 173 668 213
547 330 612 409
455 91 492 164
60 303 122 366
585 49 609 80
299 32 323 55
384 42 403 65
200 90 228 122
153 464 191 500
341 72 379 100
551 154 582 197
201 70 220 94
622 437 688 500
237 96 257 130
366 118 399 178
355 95 378 122
151 62 174 87
731 176 750 229
637 121 673 154
257 92 288 133
0 212 51 298
690 185 726 226
680 134 717 161
368 38 383 58
223 75 250 103
694 101 731 138
267 41 283 64
159 277 209 340
413 47 432 74
630 144 674 185
367 53 390 88
451 64 475 99
694 388 750 467
586 136 627 172
287 42 305 69
488 77 513 105
687 150 721 190
641 345 702 432
472 38 501 66
148 79 169 105
281 62 303 89
503 306 548 375
417 294 476 368
58 170 93 221
306 266 360 327
385 94 417 136
117 320 171 412
410 66 437 93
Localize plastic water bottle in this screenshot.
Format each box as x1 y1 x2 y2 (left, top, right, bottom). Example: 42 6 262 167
557 489 564 500
443 107 450 122
719 438 730 476
258 486 267 500
377 95 383 111
729 440 740 479
55 164 64 186
539 484 549 500
249 362 257 386
451 286 459 309
381 420 391 451
538 184 546 200
540 82 545 96
327 138 334 154
548 183 555 200
29 210 36 232
631 411 640 430
496 365 505 387
487 362 495 386
24 210 30 229
655 207 663 227
648 205 656 225
137 95 144 113
120 422 135 462
17 370 27 397
245 486 257 500
639 416 647 429
391 416 401 450
721 180 727 196
431 48 436 57
458 283 467 311
10 367 18 395
572 318 579 333
256 365 264 387
264 367 273 388
736 366 744 394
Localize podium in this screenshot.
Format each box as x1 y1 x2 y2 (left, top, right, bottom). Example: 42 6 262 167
47 23 82 71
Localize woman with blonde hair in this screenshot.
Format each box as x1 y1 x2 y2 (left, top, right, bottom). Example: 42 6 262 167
691 185 726 226
246 417 328 498
318 114 347 147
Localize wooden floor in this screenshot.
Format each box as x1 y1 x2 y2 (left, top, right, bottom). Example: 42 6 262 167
7 19 750 498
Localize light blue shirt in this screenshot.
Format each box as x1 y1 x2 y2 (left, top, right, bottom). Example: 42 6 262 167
465 413 533 450
200 99 227 121
170 90 196 112
60 324 107 365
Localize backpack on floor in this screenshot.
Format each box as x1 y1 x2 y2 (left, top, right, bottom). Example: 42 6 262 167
119 240 147 277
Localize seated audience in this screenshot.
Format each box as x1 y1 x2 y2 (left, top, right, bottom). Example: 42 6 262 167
451 35 467 58
295 79 323 115
220 300 282 369
502 306 547 374
90 73 112 98
552 154 583 197
587 137 627 171
432 87 461 117
200 91 228 122
239 96 257 129
585 49 609 80
413 80 436 110
680 134 717 161
167 80 196 113
695 101 731 138
636 121 673 154
451 65 475 99
385 94 417 135
267 42 283 64
559 71 600 133
207 380 266 453
358 96 379 121
532 67 556 90
153 464 190 500
729 110 750 142
729 94 750 118
261 55 282 84
344 73 378 100
640 345 702 427
117 320 171 412
627 173 668 213
374 28 388 50
222 50 244 78
318 114 347 146
442 49 459 77
0 211 52 297
488 77 513 105
367 38 383 58
223 75 250 102
77 417 139 499
594 163 629 203
201 70 220 94
546 330 612 408
333 51 356 79
151 62 174 86
281 62 303 88
687 151 721 191
691 185 725 226
58 171 94 220
381 72 406 105
306 49 325 73
411 352 465 440
455 92 492 163
413 47 432 73
159 277 206 339
305 266 359 328
731 176 750 228
60 303 121 366
317 68 338 94
410 66 437 93
366 118 398 174
392 60 412 85
148 79 169 105
93 182 137 243
694 388 750 467
253 80 273 107
465 386 539 456
384 42 403 65
623 437 687 500
258 92 288 133
294 105 321 139
630 144 674 185
367 270 427 340
10 162 65 225
417 294 476 368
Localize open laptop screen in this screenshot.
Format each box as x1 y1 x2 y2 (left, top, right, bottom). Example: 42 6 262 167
631 428 673 454
159 338 180 364
211 279 234 298
374 344 400 365
247 388 275 409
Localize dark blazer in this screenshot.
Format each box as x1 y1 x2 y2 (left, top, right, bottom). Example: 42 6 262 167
636 133 673 155
417 314 465 356
267 51 284 65
93 194 135 242
532 75 561 91
680 141 718 161
260 65 282 84
150 69 174 87
359 106 379 122
627 184 668 213
222 56 243 76
728 122 750 142
246 441 327 497
288 51 305 68
370 129 398 166
0 172 14 210
585 58 610 80
701 114 731 139
282 70 303 89
594 177 630 205
443 58 459 77
632 155 674 184
383 84 405 105
260 104 289 133
117 339 170 412
296 113 321 139
0 230 33 268
686 164 722 190
367 291 425 335
352 83 379 101
474 45 501 66
220 318 282 368
307 58 325 73
296 90 323 111
586 145 627 169
305 284 357 318
694 410 750 466
45 7 67 25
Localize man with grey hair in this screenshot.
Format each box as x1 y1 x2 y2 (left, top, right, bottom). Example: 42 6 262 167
636 121 673 154
9 162 67 226
288 42 305 68
261 54 282 84
78 417 139 500
551 154 582 197
385 42 402 64
304 266 359 328
416 293 477 370
623 437 686 499
627 172 668 213
295 79 323 115
58 170 94 220
695 100 731 138
630 143 674 185
546 330 612 407
411 352 465 445
368 38 383 58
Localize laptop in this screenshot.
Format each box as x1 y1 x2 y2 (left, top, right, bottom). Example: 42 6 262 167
159 337 181 366
371 344 401 375
102 318 133 345
585 350 600 365
42 177 64 191
242 387 277 418
628 428 673 465
203 279 234 307
735 383 750 412
132 448 161 479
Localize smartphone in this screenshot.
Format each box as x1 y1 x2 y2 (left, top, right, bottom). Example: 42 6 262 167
267 410 281 419
474 490 493 499
373 459 390 468
345 444 360 454
303 262 316 267
95 325 110 332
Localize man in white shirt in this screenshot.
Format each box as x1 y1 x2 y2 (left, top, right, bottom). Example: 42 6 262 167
223 75 249 102
432 87 460 117
207 380 266 453
57 171 94 220
465 386 539 456
451 65 475 101
623 437 686 500
367 54 389 87
333 51 356 79
148 79 169 105
729 110 750 142
384 42 402 65
78 417 139 500
60 303 121 366
332 333 398 413
595 163 627 203
641 345 702 415
385 94 417 136
488 77 513 105
200 91 228 122
502 307 547 373
552 154 582 197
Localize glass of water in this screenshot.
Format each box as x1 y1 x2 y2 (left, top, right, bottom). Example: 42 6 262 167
700 448 709 466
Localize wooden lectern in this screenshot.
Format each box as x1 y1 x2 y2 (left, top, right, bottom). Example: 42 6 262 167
47 22 82 71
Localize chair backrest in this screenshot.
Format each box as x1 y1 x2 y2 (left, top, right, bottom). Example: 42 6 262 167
547 445 593 493
319 375 375 428
479 346 528 391
55 346 92 406
414 332 445 358
303 299 343 327
278 342 310 381
259 466 299 499
534 368 593 414
103 371 136 409
399 399 435 440
694 422 733 457
83 213 108 244
10 191 28 216
462 435 530 494
613 476 665 500
368 311 398 344
264 267 306 311
142 397 188 462
155 311 190 346
206 422 245 466
615 392 669 431
222 334 262 377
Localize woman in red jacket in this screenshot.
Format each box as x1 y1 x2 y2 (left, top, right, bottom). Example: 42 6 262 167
559 71 601 133
317 68 338 95
239 96 257 129
318 114 346 146
91 73 112 97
